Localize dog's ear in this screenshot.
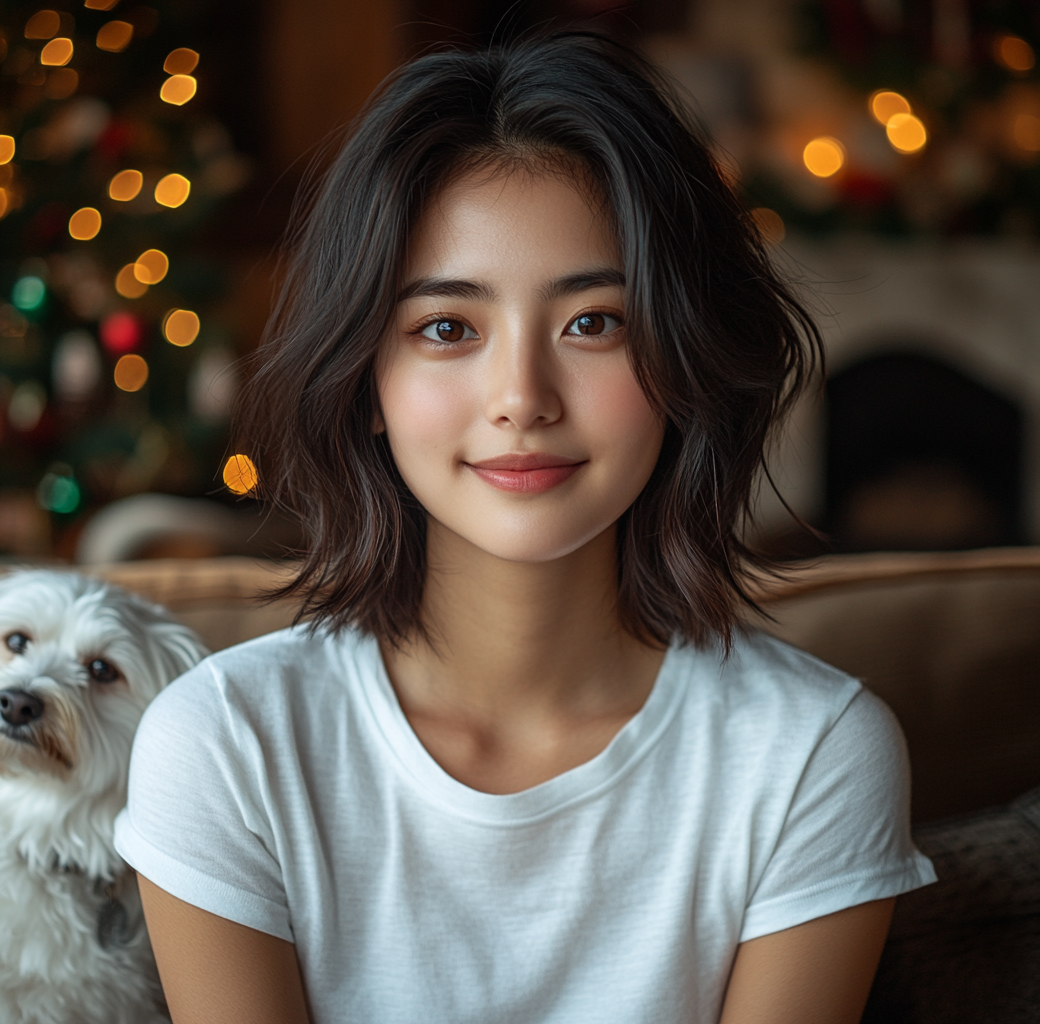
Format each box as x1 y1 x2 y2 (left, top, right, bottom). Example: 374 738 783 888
147 620 209 685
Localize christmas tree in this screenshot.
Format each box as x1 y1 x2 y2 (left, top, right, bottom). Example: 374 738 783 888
0 0 253 558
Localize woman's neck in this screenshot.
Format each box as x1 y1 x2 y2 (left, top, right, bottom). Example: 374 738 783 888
379 518 666 793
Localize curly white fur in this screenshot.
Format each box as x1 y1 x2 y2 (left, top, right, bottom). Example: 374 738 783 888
0 570 207 1024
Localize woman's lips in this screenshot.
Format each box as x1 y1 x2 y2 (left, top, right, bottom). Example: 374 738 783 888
466 454 585 493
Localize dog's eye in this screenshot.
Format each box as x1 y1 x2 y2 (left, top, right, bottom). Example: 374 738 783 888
87 659 120 684
5 632 30 655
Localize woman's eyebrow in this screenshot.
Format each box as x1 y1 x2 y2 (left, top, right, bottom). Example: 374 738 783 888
397 278 495 302
539 267 625 301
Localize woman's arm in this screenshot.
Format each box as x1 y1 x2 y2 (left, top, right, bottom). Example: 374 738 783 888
719 897 895 1024
139 874 311 1024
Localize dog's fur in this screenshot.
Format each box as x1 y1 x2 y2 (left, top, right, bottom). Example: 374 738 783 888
0 570 207 1024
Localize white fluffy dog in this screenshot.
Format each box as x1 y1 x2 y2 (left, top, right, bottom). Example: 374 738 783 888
0 570 207 1024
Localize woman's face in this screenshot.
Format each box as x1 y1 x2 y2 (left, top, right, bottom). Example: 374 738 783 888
376 165 665 563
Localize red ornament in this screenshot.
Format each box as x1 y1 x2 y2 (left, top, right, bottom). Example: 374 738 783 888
99 311 144 355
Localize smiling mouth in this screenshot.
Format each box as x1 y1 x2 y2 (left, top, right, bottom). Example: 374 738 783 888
466 453 586 493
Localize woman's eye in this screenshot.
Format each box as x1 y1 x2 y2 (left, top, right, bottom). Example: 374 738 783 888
87 659 120 684
419 319 477 343
565 312 623 337
5 632 29 655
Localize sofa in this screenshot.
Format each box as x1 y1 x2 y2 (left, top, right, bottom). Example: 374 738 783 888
89 548 1040 1022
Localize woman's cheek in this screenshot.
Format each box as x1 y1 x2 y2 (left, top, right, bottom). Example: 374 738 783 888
381 360 472 467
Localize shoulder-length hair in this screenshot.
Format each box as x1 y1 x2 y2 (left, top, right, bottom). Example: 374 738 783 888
235 31 822 650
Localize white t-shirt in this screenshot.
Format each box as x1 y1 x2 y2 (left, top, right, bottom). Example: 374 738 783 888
114 626 935 1024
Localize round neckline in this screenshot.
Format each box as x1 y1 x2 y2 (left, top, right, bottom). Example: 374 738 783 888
349 634 689 826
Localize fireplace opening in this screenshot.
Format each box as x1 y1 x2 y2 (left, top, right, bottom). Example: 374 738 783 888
825 351 1024 552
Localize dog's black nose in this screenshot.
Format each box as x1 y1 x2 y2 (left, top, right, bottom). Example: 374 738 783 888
0 689 44 726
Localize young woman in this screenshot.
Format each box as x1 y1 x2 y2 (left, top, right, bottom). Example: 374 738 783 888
114 33 935 1024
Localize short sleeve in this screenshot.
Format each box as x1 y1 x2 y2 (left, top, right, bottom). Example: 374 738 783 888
740 687 937 943
113 662 293 941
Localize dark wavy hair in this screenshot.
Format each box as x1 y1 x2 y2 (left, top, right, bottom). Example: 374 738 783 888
235 32 823 649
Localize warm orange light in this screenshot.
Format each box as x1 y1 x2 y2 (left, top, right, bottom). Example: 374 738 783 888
163 308 200 347
96 20 132 52
1014 113 1040 152
84 0 120 9
160 74 197 106
802 136 845 177
886 112 927 153
68 207 101 240
114 354 148 392
750 207 785 245
163 47 199 75
25 10 60 39
154 172 190 208
133 248 169 284
108 168 143 201
0 136 14 165
869 90 911 125
0 189 8 219
223 455 258 495
995 35 1035 73
115 264 148 298
44 67 78 98
40 37 73 66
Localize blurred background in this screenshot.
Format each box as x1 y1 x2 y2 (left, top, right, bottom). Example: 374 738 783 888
0 0 1037 564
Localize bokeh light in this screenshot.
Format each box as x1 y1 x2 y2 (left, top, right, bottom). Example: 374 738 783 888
223 454 258 496
163 48 199 75
995 35 1035 73
8 381 46 432
68 207 102 240
84 0 119 9
114 353 149 392
0 189 8 219
115 263 148 299
44 67 78 99
160 74 197 106
886 113 928 153
12 276 46 311
100 310 143 354
37 470 80 514
154 173 191 208
40 37 73 66
134 248 169 284
1014 114 1040 152
869 90 912 125
803 136 845 177
163 309 200 347
24 10 60 39
96 20 133 53
750 207 786 245
0 136 14 164
109 169 143 201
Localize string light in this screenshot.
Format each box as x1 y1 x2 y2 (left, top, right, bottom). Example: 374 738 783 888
115 263 148 298
24 10 60 39
1014 114 1040 152
68 207 102 240
163 48 199 75
100 310 143 354
163 308 200 346
869 90 911 126
161 74 197 106
44 67 78 99
223 454 258 495
109 169 143 201
750 207 785 245
886 113 927 153
803 136 845 177
96 20 133 53
995 35 1035 73
154 172 190 208
40 37 74 65
12 276 46 311
0 136 13 164
133 248 169 284
114 353 148 392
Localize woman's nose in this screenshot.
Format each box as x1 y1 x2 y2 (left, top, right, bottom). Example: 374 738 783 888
483 330 562 431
